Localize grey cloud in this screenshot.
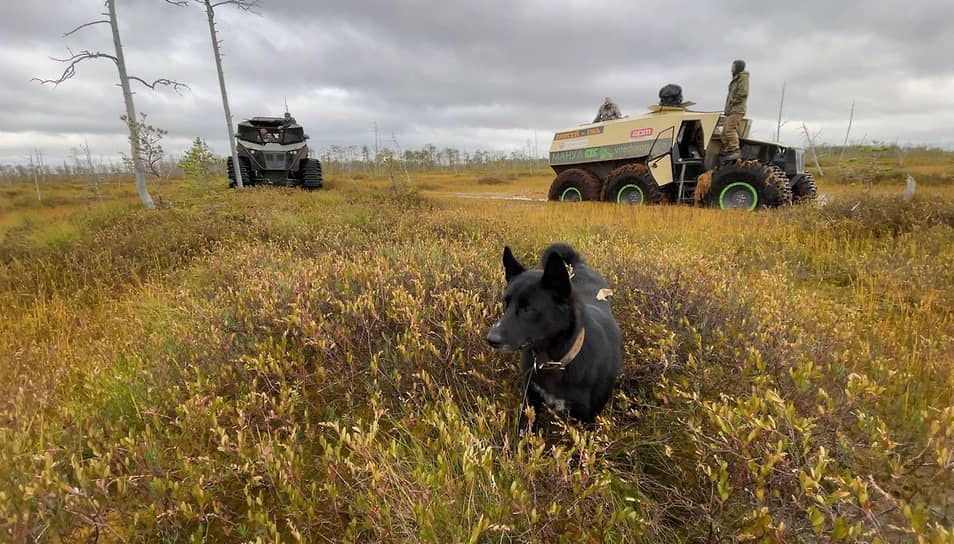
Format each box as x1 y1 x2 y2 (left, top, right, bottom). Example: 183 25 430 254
2 0 954 165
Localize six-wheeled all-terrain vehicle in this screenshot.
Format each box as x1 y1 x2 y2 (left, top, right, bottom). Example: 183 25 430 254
227 117 323 189
547 96 817 209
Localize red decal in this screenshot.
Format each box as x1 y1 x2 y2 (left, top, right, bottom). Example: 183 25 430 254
630 128 653 139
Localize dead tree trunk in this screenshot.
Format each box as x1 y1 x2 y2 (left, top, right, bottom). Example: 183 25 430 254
203 0 243 188
107 0 155 210
775 82 786 143
35 0 187 210
29 150 42 202
801 123 824 177
839 100 855 164
82 140 105 206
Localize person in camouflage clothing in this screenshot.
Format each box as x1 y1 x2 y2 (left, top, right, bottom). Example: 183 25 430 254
721 59 749 161
593 97 622 123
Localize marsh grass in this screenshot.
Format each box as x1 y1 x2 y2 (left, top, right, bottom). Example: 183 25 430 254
1 170 953 541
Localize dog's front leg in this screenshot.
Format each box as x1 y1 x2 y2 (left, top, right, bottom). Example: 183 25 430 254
518 384 545 434
516 352 543 435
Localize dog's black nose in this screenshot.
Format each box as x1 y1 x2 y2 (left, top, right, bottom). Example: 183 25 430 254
486 328 504 348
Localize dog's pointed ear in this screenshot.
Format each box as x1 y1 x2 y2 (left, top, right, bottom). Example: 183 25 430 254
541 251 571 298
503 246 525 283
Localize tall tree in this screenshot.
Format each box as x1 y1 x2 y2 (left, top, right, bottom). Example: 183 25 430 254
168 0 259 188
35 0 187 210
121 113 168 205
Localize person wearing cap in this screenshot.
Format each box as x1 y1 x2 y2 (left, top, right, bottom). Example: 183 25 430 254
593 97 622 123
721 59 749 161
280 112 297 128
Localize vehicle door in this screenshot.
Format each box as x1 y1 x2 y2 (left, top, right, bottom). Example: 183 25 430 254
646 126 674 185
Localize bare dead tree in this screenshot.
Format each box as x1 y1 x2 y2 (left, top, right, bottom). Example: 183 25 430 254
78 140 105 207
390 133 413 188
801 123 824 177
28 150 42 202
839 99 855 164
34 0 188 210
166 0 259 188
203 0 257 189
895 142 909 167
775 82 787 143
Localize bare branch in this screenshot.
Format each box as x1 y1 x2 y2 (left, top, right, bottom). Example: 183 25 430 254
127 76 190 94
209 0 261 13
164 0 189 5
48 47 118 64
63 20 110 38
32 49 118 86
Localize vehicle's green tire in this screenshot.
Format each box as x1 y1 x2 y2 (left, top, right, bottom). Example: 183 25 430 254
602 164 661 204
706 161 784 210
547 168 602 201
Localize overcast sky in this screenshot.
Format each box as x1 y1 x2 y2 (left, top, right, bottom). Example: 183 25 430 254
3 0 954 166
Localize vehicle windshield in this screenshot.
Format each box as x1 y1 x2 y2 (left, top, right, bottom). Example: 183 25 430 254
238 123 305 145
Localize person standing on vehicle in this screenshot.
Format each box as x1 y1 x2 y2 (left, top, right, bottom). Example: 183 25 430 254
593 97 622 123
721 59 748 161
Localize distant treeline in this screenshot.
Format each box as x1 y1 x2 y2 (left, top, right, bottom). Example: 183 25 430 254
317 144 548 177
1 143 950 184
0 143 550 183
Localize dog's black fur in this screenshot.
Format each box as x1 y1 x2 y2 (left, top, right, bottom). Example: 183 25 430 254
486 243 622 422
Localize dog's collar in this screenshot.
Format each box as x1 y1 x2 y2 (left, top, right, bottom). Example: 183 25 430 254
535 327 585 371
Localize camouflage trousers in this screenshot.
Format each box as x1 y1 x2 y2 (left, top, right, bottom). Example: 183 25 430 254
721 112 744 152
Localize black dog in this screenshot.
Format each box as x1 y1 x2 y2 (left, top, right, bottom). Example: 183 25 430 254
486 243 622 422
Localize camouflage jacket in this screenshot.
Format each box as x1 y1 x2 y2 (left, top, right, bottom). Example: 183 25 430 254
593 102 622 123
724 71 749 114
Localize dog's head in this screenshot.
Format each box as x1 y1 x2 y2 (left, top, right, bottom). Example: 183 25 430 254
486 246 573 352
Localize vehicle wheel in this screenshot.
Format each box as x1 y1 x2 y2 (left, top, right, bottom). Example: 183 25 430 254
300 158 323 190
789 173 818 203
766 164 793 204
239 157 253 186
547 168 602 201
228 156 254 188
602 163 661 204
706 161 784 210
227 156 237 188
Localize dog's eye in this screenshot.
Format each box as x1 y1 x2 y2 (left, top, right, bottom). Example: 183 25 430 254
519 303 535 314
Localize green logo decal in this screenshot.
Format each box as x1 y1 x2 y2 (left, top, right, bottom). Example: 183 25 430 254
551 141 655 165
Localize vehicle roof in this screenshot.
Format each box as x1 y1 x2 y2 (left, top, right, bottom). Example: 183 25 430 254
238 117 286 128
555 106 721 133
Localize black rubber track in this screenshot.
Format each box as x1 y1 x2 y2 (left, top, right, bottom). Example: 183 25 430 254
300 158 323 189
227 156 254 188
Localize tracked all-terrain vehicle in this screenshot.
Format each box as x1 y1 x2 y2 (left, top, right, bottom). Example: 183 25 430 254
228 117 322 189
547 98 817 209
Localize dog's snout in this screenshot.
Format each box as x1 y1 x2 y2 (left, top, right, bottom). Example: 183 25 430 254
486 327 504 348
